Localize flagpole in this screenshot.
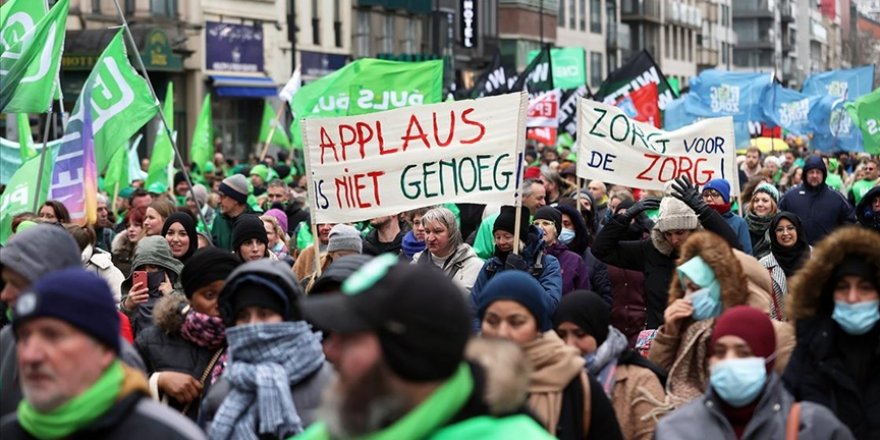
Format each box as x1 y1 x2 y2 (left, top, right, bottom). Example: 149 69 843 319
32 108 54 213
110 1 208 231
259 103 286 161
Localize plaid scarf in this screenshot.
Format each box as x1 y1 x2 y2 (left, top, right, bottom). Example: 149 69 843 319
209 321 325 440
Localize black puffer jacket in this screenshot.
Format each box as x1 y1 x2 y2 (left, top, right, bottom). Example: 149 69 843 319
135 294 220 421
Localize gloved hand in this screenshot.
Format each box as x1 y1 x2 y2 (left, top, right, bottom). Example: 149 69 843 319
671 175 709 215
505 253 529 272
618 197 661 224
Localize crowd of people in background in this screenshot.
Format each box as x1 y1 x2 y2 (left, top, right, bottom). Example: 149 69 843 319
0 144 878 440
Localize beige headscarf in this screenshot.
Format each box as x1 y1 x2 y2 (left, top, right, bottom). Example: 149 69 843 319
521 331 585 434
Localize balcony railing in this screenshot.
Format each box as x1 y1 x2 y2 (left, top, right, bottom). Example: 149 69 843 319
732 0 772 16
621 0 663 23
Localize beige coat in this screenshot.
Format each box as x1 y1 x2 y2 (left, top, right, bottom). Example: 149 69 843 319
611 363 666 440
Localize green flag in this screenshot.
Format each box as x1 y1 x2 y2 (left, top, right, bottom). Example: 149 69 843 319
16 113 37 161
0 0 68 113
70 29 158 173
146 82 175 189
1 0 47 57
102 141 129 193
0 148 57 244
190 93 213 172
290 58 443 147
845 87 880 154
526 47 586 90
259 101 291 149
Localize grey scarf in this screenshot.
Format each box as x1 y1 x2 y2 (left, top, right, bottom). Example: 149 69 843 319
585 326 629 396
209 321 325 440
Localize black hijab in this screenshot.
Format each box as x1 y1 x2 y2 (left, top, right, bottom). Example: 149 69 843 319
769 212 810 277
161 212 199 262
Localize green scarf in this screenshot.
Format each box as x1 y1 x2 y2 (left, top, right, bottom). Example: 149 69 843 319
18 360 124 440
295 363 473 440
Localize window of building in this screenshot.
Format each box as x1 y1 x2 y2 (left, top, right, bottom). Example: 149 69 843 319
590 51 603 86
607 51 617 73
569 0 576 28
355 10 371 58
722 41 729 65
665 27 671 59
382 15 394 53
580 0 587 31
590 0 602 33
403 19 418 53
559 0 566 26
672 28 678 59
333 0 343 48
150 0 176 17
311 0 321 45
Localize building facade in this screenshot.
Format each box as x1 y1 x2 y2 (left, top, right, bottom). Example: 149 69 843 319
557 0 620 89
696 0 736 72
732 0 798 83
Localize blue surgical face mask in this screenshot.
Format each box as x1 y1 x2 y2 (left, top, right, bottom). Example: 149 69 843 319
690 281 722 321
559 228 576 245
710 357 767 407
832 300 880 335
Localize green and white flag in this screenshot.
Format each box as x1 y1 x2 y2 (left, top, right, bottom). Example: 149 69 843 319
259 101 291 149
146 83 175 189
0 0 68 113
845 87 880 155
16 113 37 161
190 94 213 172
0 149 57 245
102 140 129 193
290 58 443 147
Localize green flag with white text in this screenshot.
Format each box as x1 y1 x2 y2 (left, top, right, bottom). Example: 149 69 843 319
146 83 175 189
190 94 213 172
259 101 291 149
290 58 443 147
0 148 57 244
0 0 68 113
845 87 880 154
16 113 37 161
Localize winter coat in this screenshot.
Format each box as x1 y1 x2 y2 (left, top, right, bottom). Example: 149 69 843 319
608 265 648 347
120 237 185 336
134 294 220 420
210 207 257 251
413 243 484 295
82 245 126 302
654 374 854 440
470 227 563 329
0 365 206 440
759 248 812 322
582 249 613 305
292 243 325 282
283 203 310 237
544 241 590 294
855 185 880 232
362 227 406 256
648 231 792 410
721 211 753 255
201 361 334 430
778 156 856 245
592 208 740 329
782 227 880 440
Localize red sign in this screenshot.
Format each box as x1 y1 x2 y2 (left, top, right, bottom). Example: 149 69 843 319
527 90 560 128
527 127 557 145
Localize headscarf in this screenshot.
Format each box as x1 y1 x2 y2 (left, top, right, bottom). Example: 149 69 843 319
161 212 198 262
769 212 810 277
552 290 610 344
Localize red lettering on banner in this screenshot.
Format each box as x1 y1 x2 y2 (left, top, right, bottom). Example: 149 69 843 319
401 114 430 151
433 111 456 147
319 127 339 164
460 108 485 144
637 153 715 184
338 124 357 161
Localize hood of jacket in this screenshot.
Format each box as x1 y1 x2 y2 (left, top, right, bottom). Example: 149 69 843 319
0 224 80 284
448 243 480 267
464 337 532 416
802 155 827 190
151 293 188 334
129 236 184 276
786 226 880 322
856 185 880 230
219 258 305 321
668 231 749 309
650 224 704 257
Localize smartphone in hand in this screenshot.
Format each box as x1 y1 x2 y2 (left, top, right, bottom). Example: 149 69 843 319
133 270 147 289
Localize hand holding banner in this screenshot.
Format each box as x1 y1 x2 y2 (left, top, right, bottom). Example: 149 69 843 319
303 93 528 224
576 99 738 194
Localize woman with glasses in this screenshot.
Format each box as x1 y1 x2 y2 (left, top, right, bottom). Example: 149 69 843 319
759 212 811 321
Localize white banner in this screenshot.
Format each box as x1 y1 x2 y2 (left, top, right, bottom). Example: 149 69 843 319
303 92 528 223
527 90 560 128
576 99 739 195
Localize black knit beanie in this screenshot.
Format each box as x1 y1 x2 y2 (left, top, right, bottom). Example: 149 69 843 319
232 215 269 251
494 205 530 242
534 206 562 235
181 248 242 298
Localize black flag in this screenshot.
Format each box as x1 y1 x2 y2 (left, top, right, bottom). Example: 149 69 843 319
558 85 591 137
469 51 514 98
595 49 677 110
512 44 554 96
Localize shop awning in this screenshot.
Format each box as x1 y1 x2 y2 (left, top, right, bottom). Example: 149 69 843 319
209 75 278 98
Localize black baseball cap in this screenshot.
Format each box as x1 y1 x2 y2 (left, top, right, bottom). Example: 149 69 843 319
303 254 471 382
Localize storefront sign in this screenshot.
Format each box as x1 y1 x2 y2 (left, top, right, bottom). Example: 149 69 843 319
461 0 477 48
205 21 264 73
300 51 348 79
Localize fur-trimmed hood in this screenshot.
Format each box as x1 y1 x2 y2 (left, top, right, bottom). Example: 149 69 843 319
464 337 532 416
667 231 749 309
151 293 188 334
786 226 880 322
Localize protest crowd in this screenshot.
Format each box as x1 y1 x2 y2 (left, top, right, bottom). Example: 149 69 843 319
2 1 880 438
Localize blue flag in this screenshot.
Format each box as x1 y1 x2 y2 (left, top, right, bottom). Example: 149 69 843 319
808 95 864 153
663 96 697 130
684 70 772 123
801 65 875 100
761 83 823 136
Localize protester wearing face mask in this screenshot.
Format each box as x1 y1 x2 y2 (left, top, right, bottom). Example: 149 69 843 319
134 248 241 420
649 231 793 410
655 306 853 440
119 236 184 337
533 207 590 294
783 226 880 440
555 201 613 304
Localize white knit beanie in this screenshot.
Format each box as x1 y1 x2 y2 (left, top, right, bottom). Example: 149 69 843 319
654 197 699 232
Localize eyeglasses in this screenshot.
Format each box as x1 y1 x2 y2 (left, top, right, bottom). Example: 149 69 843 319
774 225 796 234
702 190 722 199
533 220 556 227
